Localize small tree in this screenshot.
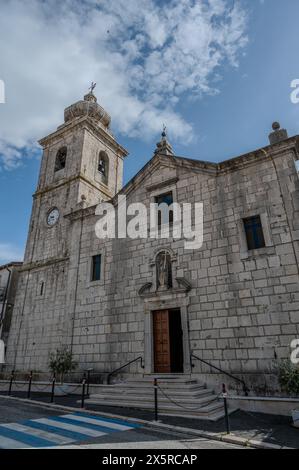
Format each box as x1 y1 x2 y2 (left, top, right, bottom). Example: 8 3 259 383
277 360 299 396
49 347 77 383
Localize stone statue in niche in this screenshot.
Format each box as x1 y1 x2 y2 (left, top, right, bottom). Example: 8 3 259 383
156 251 172 290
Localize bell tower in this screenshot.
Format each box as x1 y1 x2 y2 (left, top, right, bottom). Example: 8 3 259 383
24 87 128 264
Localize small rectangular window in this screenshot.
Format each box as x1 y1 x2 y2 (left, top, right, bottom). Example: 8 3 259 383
40 281 44 296
243 215 265 250
91 255 102 281
155 192 174 226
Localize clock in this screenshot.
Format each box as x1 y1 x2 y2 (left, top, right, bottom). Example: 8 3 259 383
47 208 60 226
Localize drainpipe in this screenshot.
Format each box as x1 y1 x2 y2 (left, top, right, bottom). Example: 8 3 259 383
0 266 12 339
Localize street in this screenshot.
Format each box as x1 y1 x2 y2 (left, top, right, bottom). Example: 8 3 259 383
0 397 243 449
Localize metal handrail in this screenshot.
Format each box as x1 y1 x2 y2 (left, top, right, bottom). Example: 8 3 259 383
107 356 144 385
190 353 249 396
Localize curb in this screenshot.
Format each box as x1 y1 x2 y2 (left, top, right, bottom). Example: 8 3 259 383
0 395 294 450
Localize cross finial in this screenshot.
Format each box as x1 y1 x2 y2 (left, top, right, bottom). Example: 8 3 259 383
162 124 167 139
89 81 97 94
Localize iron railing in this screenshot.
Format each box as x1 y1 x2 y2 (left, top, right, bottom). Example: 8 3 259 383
107 356 144 385
190 352 249 396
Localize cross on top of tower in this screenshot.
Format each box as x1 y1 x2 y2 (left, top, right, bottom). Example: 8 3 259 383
89 82 97 94
161 124 167 140
154 124 174 156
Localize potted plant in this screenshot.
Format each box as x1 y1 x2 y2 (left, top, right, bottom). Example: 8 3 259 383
49 346 77 384
277 360 299 427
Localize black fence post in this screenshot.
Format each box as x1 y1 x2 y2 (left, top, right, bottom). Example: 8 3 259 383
50 374 56 403
81 378 86 408
86 369 92 396
243 383 249 397
27 371 33 399
222 383 230 434
86 369 90 395
154 378 158 421
8 370 14 396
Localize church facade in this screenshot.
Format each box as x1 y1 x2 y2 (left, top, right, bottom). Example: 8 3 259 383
5 91 299 394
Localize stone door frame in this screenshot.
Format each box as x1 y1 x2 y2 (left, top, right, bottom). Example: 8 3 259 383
143 293 191 375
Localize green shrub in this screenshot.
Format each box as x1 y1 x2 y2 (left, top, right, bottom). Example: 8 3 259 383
49 347 77 383
277 360 299 396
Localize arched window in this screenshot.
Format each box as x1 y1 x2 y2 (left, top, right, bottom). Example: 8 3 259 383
54 146 67 172
156 250 172 290
98 150 109 184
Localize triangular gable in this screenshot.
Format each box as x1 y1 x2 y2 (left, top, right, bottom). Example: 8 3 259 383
112 153 217 204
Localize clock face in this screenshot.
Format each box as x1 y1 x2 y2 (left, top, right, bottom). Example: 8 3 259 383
47 208 60 226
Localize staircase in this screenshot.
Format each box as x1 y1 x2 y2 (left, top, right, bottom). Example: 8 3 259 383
85 375 235 421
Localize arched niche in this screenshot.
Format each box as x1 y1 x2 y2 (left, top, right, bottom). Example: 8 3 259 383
54 146 67 172
98 150 109 185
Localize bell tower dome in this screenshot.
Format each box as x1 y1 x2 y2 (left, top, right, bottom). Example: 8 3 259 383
64 88 111 129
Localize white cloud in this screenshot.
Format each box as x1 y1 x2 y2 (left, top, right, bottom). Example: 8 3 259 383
0 243 24 264
0 0 248 170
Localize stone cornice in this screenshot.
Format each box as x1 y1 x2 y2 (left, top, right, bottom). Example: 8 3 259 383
33 173 112 199
138 277 191 299
38 116 128 158
0 261 23 270
19 256 69 272
146 177 179 192
172 136 299 175
142 289 190 302
217 137 298 174
64 205 97 221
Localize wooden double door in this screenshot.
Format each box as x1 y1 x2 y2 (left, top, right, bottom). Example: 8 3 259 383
153 309 183 373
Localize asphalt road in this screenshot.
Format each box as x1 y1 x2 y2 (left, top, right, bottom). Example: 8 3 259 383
0 397 243 449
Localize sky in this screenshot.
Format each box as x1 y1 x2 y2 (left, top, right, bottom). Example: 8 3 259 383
0 0 299 264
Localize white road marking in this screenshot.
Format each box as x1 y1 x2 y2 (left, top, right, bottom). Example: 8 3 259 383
34 418 106 437
2 422 73 445
0 435 31 449
62 414 133 431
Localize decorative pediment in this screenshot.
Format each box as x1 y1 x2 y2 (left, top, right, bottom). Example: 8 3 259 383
175 277 192 292
138 282 153 297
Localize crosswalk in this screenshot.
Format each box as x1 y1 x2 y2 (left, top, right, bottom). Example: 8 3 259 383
0 412 139 448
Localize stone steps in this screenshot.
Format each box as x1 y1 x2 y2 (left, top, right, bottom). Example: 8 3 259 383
125 376 196 383
87 398 222 413
88 387 213 399
85 376 236 421
109 380 202 390
88 392 216 406
86 396 230 420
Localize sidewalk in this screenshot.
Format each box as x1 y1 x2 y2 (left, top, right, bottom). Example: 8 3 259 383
1 391 298 449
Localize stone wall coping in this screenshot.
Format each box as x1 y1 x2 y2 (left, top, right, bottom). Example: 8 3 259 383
172 135 298 174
